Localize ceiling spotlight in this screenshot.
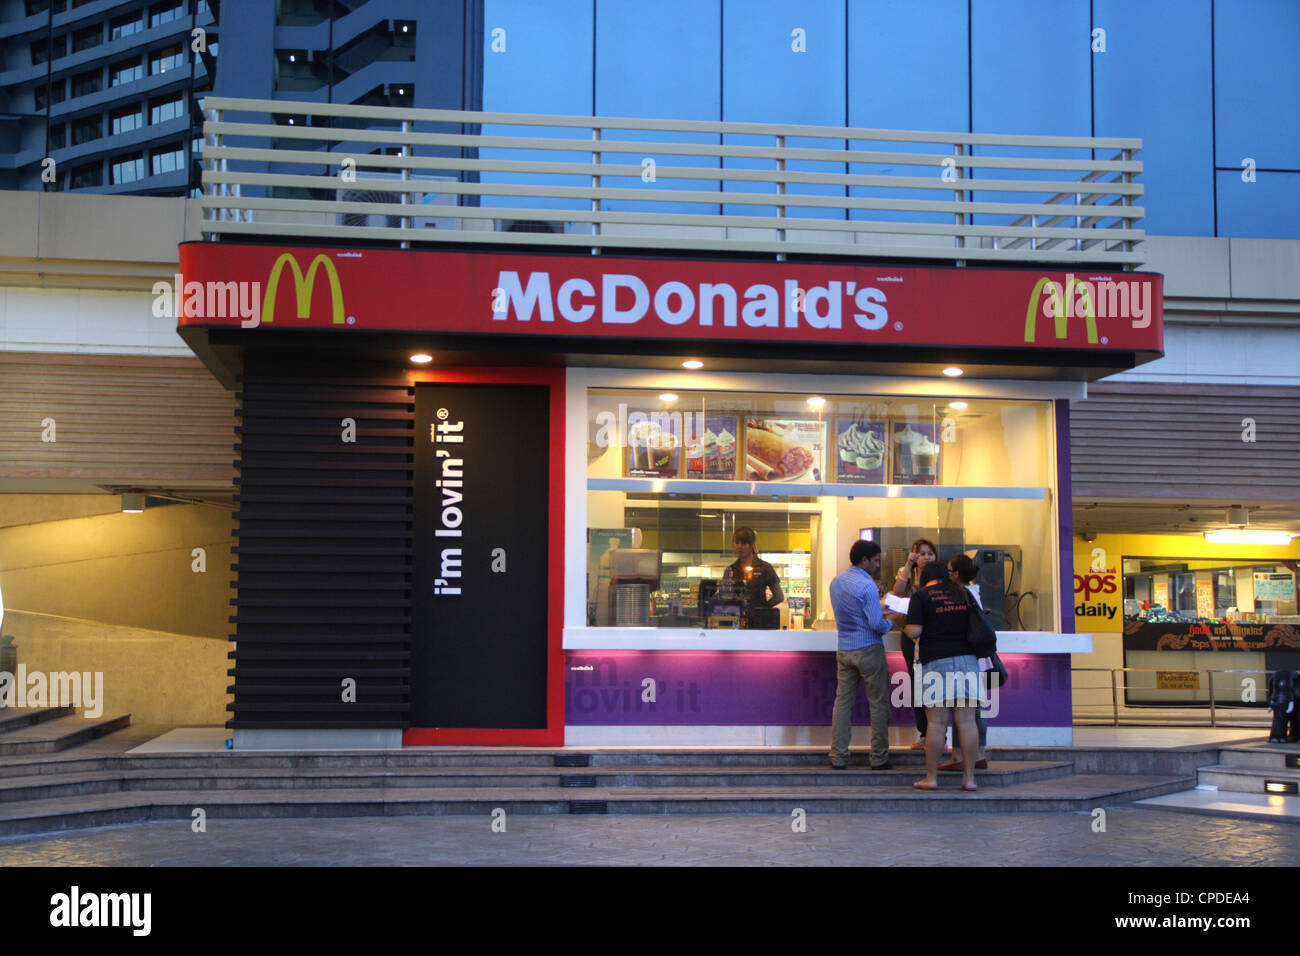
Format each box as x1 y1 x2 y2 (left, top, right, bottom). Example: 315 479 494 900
410 353 433 364
288 54 295 62
942 367 963 377
806 396 826 408
659 393 678 402
681 360 703 370
948 401 968 410
397 88 405 95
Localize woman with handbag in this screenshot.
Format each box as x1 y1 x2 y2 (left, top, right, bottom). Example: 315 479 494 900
905 562 983 792
941 554 995 771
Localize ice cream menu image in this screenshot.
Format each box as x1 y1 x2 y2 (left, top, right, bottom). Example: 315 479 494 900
835 420 887 483
625 413 682 478
891 422 941 485
743 419 827 483
686 415 739 480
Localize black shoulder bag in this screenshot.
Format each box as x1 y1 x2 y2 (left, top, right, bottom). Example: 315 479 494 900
966 592 1008 688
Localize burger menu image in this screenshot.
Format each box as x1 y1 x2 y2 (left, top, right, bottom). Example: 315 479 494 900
743 419 826 482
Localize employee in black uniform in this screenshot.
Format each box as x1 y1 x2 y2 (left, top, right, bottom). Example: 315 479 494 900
723 527 784 629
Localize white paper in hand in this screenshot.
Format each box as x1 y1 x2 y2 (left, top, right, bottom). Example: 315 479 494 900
883 593 909 615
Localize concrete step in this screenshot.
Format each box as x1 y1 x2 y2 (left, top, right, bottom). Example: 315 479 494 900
0 760 1076 803
0 706 75 734
0 714 131 756
1196 764 1300 795
0 773 1194 836
1137 788 1300 825
1217 743 1300 771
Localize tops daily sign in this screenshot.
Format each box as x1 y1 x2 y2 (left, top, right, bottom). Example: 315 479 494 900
1075 566 1120 623
432 413 465 597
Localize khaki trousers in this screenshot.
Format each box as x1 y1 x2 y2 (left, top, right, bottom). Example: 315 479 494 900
829 643 892 767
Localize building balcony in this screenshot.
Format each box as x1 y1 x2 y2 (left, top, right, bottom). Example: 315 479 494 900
200 96 1146 268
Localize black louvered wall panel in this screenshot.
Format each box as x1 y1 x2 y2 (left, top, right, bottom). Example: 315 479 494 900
229 367 414 729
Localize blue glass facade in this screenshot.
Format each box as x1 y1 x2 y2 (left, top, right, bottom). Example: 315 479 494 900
479 0 1299 238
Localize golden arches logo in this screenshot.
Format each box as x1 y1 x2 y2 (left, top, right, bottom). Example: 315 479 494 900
1024 275 1097 344
262 253 345 325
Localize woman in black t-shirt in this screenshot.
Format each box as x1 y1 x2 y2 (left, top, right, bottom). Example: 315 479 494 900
905 562 983 792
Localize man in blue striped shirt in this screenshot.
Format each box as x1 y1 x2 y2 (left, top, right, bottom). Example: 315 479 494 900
827 540 894 770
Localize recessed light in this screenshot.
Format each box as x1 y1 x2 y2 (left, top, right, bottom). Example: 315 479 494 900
288 55 295 62
942 367 963 377
806 396 826 408
948 401 968 410
659 393 678 402
410 353 433 364
681 360 703 370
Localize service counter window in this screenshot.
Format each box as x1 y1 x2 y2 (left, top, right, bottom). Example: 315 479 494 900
1123 559 1298 624
585 387 1058 633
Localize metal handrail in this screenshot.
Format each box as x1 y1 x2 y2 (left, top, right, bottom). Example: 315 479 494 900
1072 667 1279 727
198 96 1144 267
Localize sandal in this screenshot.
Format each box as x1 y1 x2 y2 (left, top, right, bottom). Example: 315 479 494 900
962 782 978 792
912 780 938 791
909 737 927 751
938 760 965 772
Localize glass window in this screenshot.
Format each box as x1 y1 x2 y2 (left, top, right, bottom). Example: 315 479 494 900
111 105 143 135
110 58 144 87
150 143 183 175
585 388 1055 631
72 24 102 53
149 1 183 27
50 80 65 104
111 152 145 184
150 92 183 124
72 68 101 98
30 34 66 66
34 85 48 112
70 161 102 188
1124 560 1298 623
111 11 143 41
49 123 65 149
71 115 101 145
150 44 185 75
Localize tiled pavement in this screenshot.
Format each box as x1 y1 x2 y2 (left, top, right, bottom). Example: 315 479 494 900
1 807 1296 866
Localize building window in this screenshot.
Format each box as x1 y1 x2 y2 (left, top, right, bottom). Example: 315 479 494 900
149 1 183 27
72 24 103 53
192 136 204 158
110 12 144 41
29 34 66 66
111 105 143 135
110 58 144 87
72 69 101 98
151 142 184 175
71 115 102 145
150 92 183 125
150 44 185 75
34 85 48 112
70 161 102 188
111 153 145 184
51 80 65 104
49 124 66 149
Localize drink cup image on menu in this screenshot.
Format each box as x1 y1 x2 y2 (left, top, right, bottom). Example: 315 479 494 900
687 415 739 479
627 417 681 478
891 422 940 485
835 419 887 483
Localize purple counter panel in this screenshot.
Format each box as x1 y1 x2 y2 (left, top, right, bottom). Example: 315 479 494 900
565 651 1071 727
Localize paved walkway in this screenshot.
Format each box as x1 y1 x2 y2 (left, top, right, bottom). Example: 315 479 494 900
2 806 1295 866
